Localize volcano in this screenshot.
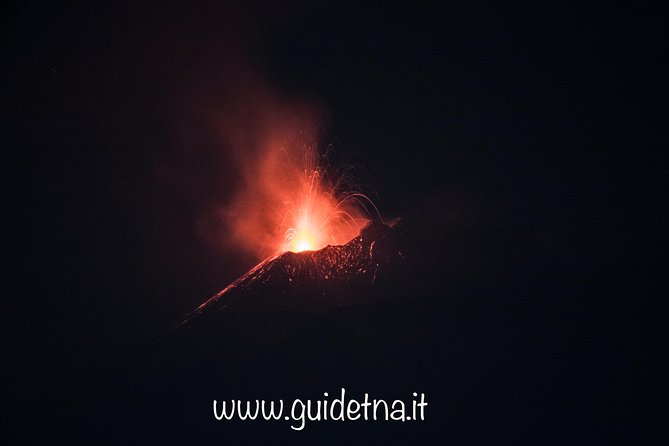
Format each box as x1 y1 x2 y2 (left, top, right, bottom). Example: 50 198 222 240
168 220 404 355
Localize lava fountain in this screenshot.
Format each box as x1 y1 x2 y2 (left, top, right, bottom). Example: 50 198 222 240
278 156 378 254
224 137 379 260
182 65 383 264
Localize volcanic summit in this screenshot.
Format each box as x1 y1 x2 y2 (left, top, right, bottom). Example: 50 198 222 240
169 220 404 354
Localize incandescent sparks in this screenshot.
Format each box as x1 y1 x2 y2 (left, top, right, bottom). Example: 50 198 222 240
208 85 379 261
222 140 378 261
277 157 377 255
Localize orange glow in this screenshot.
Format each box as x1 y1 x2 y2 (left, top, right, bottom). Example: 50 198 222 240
198 81 377 261
218 125 376 260
278 166 369 254
294 238 314 252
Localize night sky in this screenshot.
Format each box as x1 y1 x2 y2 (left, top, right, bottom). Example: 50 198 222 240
4 1 663 443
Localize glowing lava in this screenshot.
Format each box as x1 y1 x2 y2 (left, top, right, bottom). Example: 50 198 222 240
294 239 313 252
209 88 379 260
279 166 373 254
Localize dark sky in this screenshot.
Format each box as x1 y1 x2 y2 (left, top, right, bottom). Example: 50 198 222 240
4 0 663 433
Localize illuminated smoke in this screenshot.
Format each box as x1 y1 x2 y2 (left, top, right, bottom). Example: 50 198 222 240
149 23 378 264
201 81 377 261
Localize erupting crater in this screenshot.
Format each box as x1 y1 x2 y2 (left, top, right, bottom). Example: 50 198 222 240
173 220 404 349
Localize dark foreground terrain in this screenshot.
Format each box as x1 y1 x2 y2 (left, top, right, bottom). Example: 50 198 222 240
8 211 658 445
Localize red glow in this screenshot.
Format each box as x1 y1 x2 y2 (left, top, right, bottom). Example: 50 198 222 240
213 103 375 259
229 145 374 259
280 165 370 254
191 76 376 261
